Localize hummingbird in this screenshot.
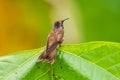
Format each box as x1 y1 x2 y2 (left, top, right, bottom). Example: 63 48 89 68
37 18 69 64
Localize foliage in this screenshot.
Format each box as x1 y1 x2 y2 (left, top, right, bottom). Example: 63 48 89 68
0 41 120 80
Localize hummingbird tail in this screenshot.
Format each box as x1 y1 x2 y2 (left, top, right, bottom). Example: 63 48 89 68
45 49 56 64
37 51 47 62
37 49 56 64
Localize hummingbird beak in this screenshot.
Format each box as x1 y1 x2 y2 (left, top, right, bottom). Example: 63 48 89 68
61 18 69 28
62 18 69 22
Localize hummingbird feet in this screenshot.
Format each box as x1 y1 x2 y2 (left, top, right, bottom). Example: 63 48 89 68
58 38 64 47
45 57 55 64
59 44 62 47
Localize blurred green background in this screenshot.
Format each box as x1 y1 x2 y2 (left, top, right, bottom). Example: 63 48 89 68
0 0 120 56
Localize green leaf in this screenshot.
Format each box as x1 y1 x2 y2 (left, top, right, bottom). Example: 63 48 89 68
0 41 120 80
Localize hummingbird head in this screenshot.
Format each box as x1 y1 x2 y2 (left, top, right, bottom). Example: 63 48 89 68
54 18 69 29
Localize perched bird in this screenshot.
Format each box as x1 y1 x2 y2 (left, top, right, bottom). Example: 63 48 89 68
37 18 69 64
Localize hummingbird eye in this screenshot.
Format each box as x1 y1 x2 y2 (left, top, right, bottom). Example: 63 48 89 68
55 22 60 28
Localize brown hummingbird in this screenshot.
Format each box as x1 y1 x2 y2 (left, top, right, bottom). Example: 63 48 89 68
37 18 69 64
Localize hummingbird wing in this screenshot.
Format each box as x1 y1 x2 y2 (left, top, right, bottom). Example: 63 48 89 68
46 28 64 55
46 30 58 55
37 31 58 63
46 28 64 53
